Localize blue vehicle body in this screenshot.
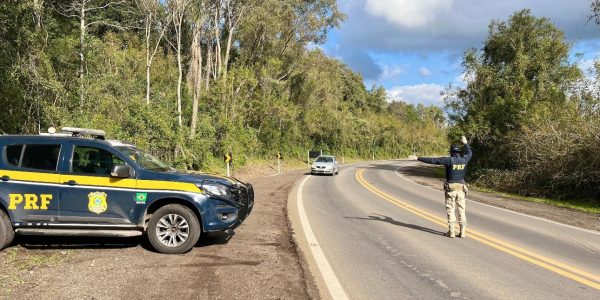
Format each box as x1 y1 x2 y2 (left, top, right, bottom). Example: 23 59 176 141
0 135 253 234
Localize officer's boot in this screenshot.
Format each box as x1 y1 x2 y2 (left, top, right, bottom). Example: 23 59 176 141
459 225 466 238
447 225 455 238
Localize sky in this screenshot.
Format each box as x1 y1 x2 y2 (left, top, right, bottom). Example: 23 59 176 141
323 0 600 106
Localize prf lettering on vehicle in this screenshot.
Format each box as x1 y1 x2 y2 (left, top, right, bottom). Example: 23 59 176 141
8 193 53 210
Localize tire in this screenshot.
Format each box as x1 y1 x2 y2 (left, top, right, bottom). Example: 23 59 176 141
147 204 201 254
0 209 14 250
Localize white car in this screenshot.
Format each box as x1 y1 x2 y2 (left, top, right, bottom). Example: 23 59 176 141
311 155 339 176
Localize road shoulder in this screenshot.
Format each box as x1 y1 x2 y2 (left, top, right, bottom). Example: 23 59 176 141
0 169 314 300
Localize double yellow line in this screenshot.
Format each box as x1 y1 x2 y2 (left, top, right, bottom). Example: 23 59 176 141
355 169 600 290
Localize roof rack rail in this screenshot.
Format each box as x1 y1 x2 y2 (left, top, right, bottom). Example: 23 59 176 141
60 127 106 139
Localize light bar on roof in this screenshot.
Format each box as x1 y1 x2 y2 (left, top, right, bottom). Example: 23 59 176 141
61 127 106 139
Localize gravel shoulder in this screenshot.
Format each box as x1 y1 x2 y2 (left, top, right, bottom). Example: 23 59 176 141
0 170 312 300
400 161 600 232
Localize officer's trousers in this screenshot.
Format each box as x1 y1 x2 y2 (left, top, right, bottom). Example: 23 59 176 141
445 183 467 226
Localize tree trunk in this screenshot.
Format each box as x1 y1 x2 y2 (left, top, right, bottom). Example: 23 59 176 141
33 0 43 29
223 23 233 79
214 1 222 78
79 1 85 105
189 21 203 138
176 19 183 127
205 40 213 90
145 14 151 105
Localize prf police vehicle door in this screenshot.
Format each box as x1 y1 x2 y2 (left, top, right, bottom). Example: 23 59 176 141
0 128 254 254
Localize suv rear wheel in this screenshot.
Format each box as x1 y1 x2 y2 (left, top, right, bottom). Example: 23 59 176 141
147 204 201 254
0 209 15 250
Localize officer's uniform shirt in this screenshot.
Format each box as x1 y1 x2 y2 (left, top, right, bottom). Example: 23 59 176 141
417 144 472 184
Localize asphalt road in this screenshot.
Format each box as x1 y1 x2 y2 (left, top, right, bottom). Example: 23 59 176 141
298 160 600 299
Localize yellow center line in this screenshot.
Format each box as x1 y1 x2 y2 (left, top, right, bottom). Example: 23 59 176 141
355 168 600 290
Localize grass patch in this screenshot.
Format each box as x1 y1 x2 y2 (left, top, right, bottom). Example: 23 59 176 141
424 166 600 214
472 186 600 214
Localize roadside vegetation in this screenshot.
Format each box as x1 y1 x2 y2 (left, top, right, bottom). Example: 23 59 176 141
445 9 600 206
0 0 446 171
1 2 599 207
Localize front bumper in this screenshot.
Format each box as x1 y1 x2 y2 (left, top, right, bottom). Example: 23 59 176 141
311 167 334 174
203 183 254 232
235 183 254 226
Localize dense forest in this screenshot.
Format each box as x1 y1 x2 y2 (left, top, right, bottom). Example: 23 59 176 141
0 0 447 170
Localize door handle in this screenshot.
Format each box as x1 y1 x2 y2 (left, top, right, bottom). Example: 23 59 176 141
64 180 77 186
1 175 9 182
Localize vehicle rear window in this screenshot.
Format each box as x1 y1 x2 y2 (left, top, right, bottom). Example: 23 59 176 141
20 144 61 171
5 145 23 166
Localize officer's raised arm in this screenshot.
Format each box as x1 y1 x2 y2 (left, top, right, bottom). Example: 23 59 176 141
417 156 449 166
461 136 473 162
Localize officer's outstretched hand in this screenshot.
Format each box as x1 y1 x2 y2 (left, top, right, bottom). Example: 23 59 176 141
461 136 468 144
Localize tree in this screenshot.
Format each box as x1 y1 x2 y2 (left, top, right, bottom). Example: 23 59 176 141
445 9 581 169
187 0 207 138
590 0 600 26
136 0 171 105
167 0 192 127
59 0 127 105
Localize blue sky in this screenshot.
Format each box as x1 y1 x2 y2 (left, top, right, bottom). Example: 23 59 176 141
323 0 600 106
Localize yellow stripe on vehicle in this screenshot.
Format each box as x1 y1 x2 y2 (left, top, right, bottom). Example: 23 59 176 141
60 174 138 189
137 180 201 193
355 169 600 290
1 170 61 184
1 170 202 194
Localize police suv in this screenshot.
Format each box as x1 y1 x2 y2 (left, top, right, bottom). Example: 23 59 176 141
0 128 253 254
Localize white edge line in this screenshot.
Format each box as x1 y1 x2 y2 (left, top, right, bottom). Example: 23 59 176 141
394 164 600 236
296 175 349 300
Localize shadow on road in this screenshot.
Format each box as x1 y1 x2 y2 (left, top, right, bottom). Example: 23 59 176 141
345 213 446 236
13 230 234 251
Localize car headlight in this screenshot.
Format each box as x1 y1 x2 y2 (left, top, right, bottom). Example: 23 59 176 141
199 182 231 197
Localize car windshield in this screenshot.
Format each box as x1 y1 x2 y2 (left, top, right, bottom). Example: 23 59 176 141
316 157 334 163
116 146 173 172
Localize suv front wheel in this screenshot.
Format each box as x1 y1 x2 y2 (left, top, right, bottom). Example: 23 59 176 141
147 204 201 254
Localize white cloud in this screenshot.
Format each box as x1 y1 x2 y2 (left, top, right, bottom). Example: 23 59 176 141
365 0 455 29
419 67 432 77
387 83 445 106
340 0 596 55
380 64 404 79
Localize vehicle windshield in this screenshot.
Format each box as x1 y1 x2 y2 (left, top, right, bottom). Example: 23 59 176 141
116 146 173 172
316 157 334 163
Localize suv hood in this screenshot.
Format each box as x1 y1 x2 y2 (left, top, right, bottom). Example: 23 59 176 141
148 170 242 187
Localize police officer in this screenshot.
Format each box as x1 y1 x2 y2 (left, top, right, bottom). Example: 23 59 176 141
417 136 472 238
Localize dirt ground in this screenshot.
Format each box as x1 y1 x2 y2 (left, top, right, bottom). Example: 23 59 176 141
400 162 600 232
0 170 312 300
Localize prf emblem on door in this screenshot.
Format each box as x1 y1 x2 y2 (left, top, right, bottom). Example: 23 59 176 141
88 191 108 214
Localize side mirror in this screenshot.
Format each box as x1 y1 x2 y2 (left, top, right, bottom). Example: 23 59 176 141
110 165 131 178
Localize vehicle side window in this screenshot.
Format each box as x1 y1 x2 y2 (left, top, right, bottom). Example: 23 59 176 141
5 145 23 167
21 144 61 171
72 146 124 176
